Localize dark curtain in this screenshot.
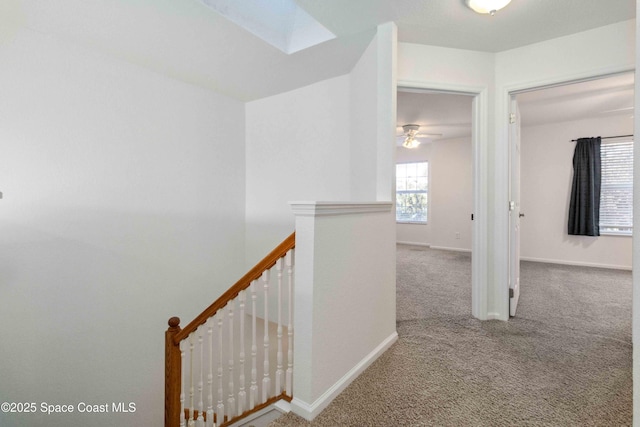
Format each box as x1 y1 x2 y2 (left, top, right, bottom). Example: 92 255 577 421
568 137 601 236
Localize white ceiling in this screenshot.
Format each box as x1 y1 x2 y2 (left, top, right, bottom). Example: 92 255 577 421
397 72 635 145
2 0 635 101
297 0 635 52
517 73 635 126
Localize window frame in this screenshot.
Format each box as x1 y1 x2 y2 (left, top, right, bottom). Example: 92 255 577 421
395 161 429 225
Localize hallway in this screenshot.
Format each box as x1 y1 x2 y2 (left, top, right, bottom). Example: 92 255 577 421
271 245 632 426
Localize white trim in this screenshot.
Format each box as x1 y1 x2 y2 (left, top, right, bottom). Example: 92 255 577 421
494 87 512 321
486 312 501 320
290 331 398 421
471 88 489 320
396 241 430 247
398 80 488 96
398 80 489 321
521 256 631 271
289 201 393 217
430 245 472 253
507 68 636 96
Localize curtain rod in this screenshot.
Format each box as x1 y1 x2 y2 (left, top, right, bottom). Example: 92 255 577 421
571 134 633 142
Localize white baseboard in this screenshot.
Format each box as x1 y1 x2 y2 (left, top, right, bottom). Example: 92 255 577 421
429 245 471 253
396 241 430 247
520 256 631 271
291 331 399 421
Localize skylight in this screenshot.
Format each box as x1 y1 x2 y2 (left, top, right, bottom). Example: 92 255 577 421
200 0 336 54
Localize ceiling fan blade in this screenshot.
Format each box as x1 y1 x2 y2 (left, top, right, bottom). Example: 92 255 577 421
396 132 443 137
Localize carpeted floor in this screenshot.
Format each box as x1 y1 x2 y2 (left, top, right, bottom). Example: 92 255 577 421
270 245 632 426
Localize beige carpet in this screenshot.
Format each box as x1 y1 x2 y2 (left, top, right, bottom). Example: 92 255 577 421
270 245 632 426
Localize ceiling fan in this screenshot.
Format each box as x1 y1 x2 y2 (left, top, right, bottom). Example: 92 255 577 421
397 124 443 148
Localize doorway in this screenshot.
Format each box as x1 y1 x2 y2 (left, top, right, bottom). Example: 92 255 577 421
508 72 635 316
396 86 483 317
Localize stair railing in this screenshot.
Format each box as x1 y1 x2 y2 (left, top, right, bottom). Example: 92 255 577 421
166 233 295 427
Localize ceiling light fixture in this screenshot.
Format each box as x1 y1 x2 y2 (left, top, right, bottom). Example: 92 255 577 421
465 0 511 16
402 124 421 149
403 135 421 149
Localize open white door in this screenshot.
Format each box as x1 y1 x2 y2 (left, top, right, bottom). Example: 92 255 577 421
509 96 522 317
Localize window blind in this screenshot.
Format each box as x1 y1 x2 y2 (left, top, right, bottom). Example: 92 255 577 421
600 140 633 234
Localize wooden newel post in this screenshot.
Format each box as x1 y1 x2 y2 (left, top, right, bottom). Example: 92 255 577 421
165 317 181 427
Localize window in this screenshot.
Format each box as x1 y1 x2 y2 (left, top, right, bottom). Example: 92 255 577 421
199 0 335 54
396 162 428 223
600 140 633 235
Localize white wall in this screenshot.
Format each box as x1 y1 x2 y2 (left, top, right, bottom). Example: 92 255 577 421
245 23 397 267
375 23 398 202
396 137 473 251
397 15 637 413
276 24 397 421
397 110 632 265
349 23 398 202
244 75 352 267
520 115 633 269
291 202 397 419
495 21 635 89
492 20 635 319
350 35 379 201
430 137 473 251
397 42 493 319
398 43 495 90
0 29 246 427
398 19 636 320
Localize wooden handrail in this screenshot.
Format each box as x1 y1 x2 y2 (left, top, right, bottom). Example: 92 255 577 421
166 232 295 427
174 232 295 343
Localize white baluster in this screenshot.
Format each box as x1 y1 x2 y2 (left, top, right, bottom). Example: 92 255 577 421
238 290 247 415
216 310 225 426
262 270 271 402
275 257 284 395
197 332 205 427
286 249 294 395
207 321 214 427
188 334 195 427
227 300 236 419
250 280 259 408
180 341 186 427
